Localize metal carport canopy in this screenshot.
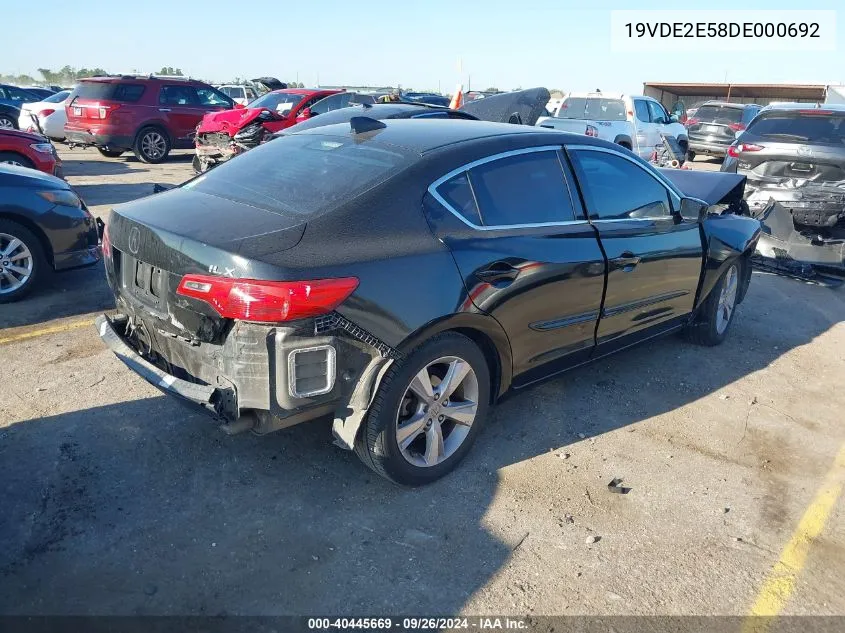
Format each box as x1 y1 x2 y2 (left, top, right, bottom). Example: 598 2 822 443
643 82 827 101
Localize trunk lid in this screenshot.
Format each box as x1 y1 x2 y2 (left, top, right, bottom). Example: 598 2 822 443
65 79 145 125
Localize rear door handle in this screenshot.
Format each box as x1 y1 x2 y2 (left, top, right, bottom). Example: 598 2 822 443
158 108 171 112
611 252 641 271
475 262 520 284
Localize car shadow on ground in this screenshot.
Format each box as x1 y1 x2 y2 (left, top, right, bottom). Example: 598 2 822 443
73 182 160 207
0 263 112 330
0 274 843 615
61 159 141 178
122 153 195 165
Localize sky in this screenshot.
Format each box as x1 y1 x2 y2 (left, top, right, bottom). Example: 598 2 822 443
4 0 844 94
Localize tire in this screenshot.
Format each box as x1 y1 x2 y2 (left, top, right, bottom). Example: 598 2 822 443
685 260 742 346
133 127 171 164
0 219 48 303
0 151 34 169
97 148 124 158
0 114 18 130
354 332 492 486
687 150 696 162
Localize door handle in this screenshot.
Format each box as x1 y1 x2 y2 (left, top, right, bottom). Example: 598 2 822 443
475 262 520 284
158 108 171 112
611 252 641 271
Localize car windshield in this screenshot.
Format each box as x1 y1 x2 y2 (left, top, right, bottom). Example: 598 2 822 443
694 105 743 124
43 90 71 103
184 133 411 216
556 97 627 121
219 86 243 99
248 92 305 114
746 111 845 145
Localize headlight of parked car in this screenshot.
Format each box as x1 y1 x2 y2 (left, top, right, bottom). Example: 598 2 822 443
29 143 55 154
37 190 82 208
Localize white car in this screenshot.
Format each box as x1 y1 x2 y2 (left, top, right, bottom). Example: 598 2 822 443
215 84 259 106
536 92 688 159
18 90 71 140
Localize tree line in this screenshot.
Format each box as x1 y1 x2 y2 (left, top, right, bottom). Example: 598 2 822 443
0 66 185 87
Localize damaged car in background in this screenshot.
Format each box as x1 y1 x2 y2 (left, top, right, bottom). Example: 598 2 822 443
722 103 845 283
96 119 760 485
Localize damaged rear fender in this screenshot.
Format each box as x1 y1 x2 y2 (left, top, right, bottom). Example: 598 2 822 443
696 214 762 309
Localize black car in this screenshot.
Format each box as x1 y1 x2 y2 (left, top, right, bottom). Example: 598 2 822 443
686 101 762 160
0 103 20 129
0 165 101 302
96 119 760 485
401 92 452 107
283 102 478 134
721 103 845 228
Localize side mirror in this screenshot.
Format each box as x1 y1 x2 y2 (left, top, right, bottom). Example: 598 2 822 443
678 197 709 222
670 114 679 123
296 107 313 122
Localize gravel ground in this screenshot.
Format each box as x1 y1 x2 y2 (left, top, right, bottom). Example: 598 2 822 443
0 147 843 617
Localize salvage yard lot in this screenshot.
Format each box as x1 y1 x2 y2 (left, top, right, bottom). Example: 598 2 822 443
1 146 844 616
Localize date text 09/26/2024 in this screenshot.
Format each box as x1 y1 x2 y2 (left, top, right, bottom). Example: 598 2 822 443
307 617 528 630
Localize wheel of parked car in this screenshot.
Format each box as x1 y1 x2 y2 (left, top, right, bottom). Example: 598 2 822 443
97 148 125 158
0 152 34 169
0 219 47 303
685 259 743 346
0 114 17 129
133 127 171 164
354 332 491 486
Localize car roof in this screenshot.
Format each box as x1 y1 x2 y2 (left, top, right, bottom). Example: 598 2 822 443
269 88 341 96
291 117 597 154
699 101 752 109
759 102 845 113
279 103 474 134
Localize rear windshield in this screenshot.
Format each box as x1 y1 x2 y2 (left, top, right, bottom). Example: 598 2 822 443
73 82 145 103
556 97 627 121
43 90 71 103
248 92 305 114
219 86 243 98
745 111 845 145
694 105 743 124
184 134 411 216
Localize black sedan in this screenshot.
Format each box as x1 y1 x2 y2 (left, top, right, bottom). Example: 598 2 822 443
0 165 101 302
0 103 20 129
96 119 761 485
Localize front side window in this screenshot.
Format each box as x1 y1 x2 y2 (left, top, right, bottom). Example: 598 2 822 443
647 100 668 124
633 100 650 123
196 87 232 107
466 150 576 226
310 93 344 115
571 150 671 220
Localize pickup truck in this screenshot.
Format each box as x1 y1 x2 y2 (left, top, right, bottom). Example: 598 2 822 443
536 92 688 160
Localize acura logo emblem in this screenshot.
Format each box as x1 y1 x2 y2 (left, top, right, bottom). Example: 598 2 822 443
128 227 141 255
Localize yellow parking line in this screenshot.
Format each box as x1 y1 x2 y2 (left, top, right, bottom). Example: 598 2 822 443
0 318 95 345
742 443 845 632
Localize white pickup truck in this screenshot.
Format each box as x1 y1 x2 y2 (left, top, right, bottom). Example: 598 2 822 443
536 92 688 159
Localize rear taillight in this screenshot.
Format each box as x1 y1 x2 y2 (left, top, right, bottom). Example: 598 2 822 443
37 109 55 118
102 223 111 258
685 118 699 127
727 143 763 158
176 275 359 323
585 124 598 137
728 123 746 132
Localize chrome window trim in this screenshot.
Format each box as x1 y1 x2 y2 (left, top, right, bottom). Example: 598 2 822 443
566 144 683 215
428 146 587 231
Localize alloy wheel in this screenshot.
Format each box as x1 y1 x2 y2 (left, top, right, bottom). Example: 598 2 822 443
0 117 14 129
395 356 480 467
141 131 166 161
0 233 34 295
716 264 738 335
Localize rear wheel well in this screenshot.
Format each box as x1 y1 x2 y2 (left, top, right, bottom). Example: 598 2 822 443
0 211 54 267
451 327 501 403
0 151 35 168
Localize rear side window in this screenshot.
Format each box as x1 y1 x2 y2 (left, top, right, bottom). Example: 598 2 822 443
633 100 650 123
556 97 627 121
160 85 197 106
436 173 482 225
219 86 243 99
467 151 576 226
695 105 743 124
745 111 845 145
184 134 410 216
571 150 671 220
74 82 145 102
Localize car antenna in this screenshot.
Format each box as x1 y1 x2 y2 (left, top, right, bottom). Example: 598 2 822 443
350 116 386 134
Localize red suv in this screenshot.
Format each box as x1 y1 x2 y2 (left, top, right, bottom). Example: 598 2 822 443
64 76 235 163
